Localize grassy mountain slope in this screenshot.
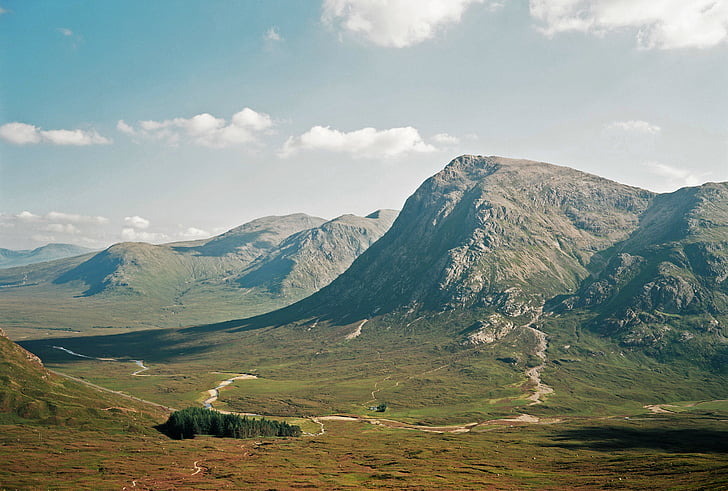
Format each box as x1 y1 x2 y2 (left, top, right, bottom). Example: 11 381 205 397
0 243 94 269
0 212 396 338
0 327 164 427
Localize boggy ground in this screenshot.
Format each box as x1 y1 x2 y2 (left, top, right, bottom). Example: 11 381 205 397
1 412 727 490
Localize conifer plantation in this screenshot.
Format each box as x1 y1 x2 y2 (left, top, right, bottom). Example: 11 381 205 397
159 407 302 440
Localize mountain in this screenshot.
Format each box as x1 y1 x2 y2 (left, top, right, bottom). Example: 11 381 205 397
237 210 399 296
285 155 654 320
0 211 397 335
554 182 728 369
0 243 94 269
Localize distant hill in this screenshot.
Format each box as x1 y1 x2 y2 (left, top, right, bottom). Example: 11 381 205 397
0 211 397 336
0 243 94 269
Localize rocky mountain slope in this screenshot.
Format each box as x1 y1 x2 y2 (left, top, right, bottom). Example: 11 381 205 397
290 155 654 319
0 243 94 269
259 155 726 373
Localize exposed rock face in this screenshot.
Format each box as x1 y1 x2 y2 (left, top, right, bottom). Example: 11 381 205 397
560 182 728 354
295 155 653 319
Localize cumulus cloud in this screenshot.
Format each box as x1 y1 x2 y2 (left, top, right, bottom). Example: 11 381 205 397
529 0 728 49
605 120 661 135
124 215 151 229
0 122 111 146
432 133 461 145
0 211 111 249
117 107 274 148
322 0 485 47
120 228 168 243
646 161 705 190
280 125 436 158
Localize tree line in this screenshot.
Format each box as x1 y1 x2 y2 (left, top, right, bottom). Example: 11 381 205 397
158 407 302 440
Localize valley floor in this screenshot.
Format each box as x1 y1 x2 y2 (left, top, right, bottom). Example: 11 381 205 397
2 413 727 490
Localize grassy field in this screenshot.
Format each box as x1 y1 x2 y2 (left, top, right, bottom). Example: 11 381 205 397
1 411 727 489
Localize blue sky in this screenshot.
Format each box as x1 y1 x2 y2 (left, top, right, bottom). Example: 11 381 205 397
1 0 727 249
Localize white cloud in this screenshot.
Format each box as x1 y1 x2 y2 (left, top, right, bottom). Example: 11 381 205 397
58 27 73 36
0 122 111 146
124 216 151 229
0 123 42 145
322 0 484 48
0 7 8 16
179 227 211 239
281 125 436 158
530 0 728 49
120 228 168 243
118 107 274 148
432 133 461 145
605 120 661 135
45 211 109 224
117 120 135 135
0 210 111 249
646 161 705 190
265 26 283 42
16 211 39 221
42 129 111 145
45 223 80 234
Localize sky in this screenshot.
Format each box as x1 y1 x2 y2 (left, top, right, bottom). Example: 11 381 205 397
1 0 727 250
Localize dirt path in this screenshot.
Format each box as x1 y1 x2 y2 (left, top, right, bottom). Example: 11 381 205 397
518 308 553 406
346 319 368 340
49 369 174 411
202 374 258 410
191 461 204 476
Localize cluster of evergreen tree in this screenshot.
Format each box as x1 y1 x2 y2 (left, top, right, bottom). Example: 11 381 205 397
159 407 302 440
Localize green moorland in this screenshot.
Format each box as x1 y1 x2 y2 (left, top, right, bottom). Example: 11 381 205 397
19 307 728 425
1 410 727 489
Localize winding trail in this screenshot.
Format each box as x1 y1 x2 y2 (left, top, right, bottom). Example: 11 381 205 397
191 461 204 476
202 373 258 410
345 319 368 340
518 308 554 406
52 346 150 377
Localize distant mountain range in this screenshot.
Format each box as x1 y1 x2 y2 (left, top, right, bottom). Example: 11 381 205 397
0 243 94 269
0 211 397 333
